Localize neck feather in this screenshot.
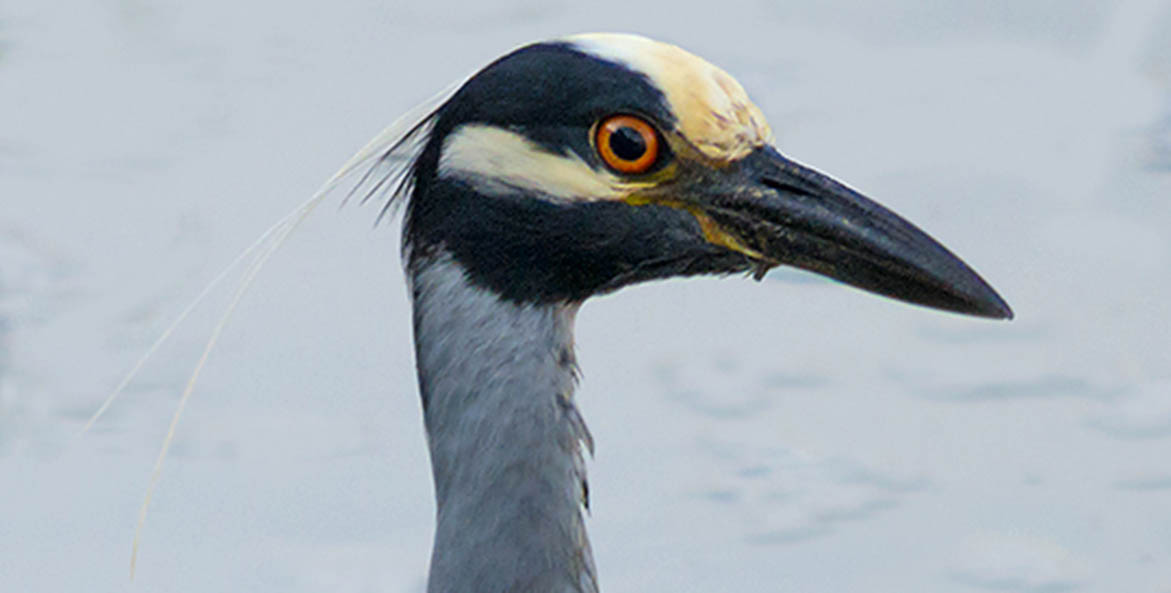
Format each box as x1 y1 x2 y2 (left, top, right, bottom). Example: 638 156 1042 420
410 255 596 593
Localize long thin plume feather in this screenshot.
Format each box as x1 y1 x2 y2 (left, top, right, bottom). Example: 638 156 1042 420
85 79 464 577
343 79 464 218
79 216 287 436
130 204 303 577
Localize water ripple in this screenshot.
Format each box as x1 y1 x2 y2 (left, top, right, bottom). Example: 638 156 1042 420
1085 380 1171 440
948 531 1089 593
694 443 926 545
1114 474 1171 491
920 374 1115 402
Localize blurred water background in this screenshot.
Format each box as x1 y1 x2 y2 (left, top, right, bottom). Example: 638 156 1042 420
2 1 1171 591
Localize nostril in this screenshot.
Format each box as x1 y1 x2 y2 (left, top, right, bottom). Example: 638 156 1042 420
761 177 817 199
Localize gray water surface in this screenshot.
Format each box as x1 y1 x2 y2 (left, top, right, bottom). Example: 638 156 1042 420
2 1 1170 592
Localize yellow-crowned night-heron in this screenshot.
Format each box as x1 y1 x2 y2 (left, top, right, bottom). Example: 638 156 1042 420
345 33 1011 593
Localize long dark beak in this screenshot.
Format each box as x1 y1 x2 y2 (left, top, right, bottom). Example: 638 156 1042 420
694 146 1012 319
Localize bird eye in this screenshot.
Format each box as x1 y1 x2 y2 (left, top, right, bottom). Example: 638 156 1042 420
595 115 660 174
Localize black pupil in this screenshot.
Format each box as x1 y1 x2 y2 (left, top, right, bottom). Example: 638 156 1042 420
610 126 647 161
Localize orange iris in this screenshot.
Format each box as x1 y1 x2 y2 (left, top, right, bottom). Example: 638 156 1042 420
595 115 659 174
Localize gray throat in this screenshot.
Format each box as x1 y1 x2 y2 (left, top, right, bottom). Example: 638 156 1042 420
411 255 597 593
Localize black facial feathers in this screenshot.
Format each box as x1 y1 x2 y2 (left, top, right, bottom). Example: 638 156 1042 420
431 43 675 149
399 42 741 303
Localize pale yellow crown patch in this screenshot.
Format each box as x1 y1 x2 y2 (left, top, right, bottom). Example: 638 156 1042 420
568 33 773 161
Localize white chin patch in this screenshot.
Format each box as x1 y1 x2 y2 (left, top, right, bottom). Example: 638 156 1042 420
437 124 625 202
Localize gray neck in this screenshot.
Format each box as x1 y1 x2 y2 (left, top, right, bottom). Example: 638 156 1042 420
410 255 597 593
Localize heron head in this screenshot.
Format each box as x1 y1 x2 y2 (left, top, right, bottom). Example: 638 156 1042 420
375 33 1010 318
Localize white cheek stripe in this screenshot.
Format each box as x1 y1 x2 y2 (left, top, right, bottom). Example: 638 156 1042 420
438 124 625 202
